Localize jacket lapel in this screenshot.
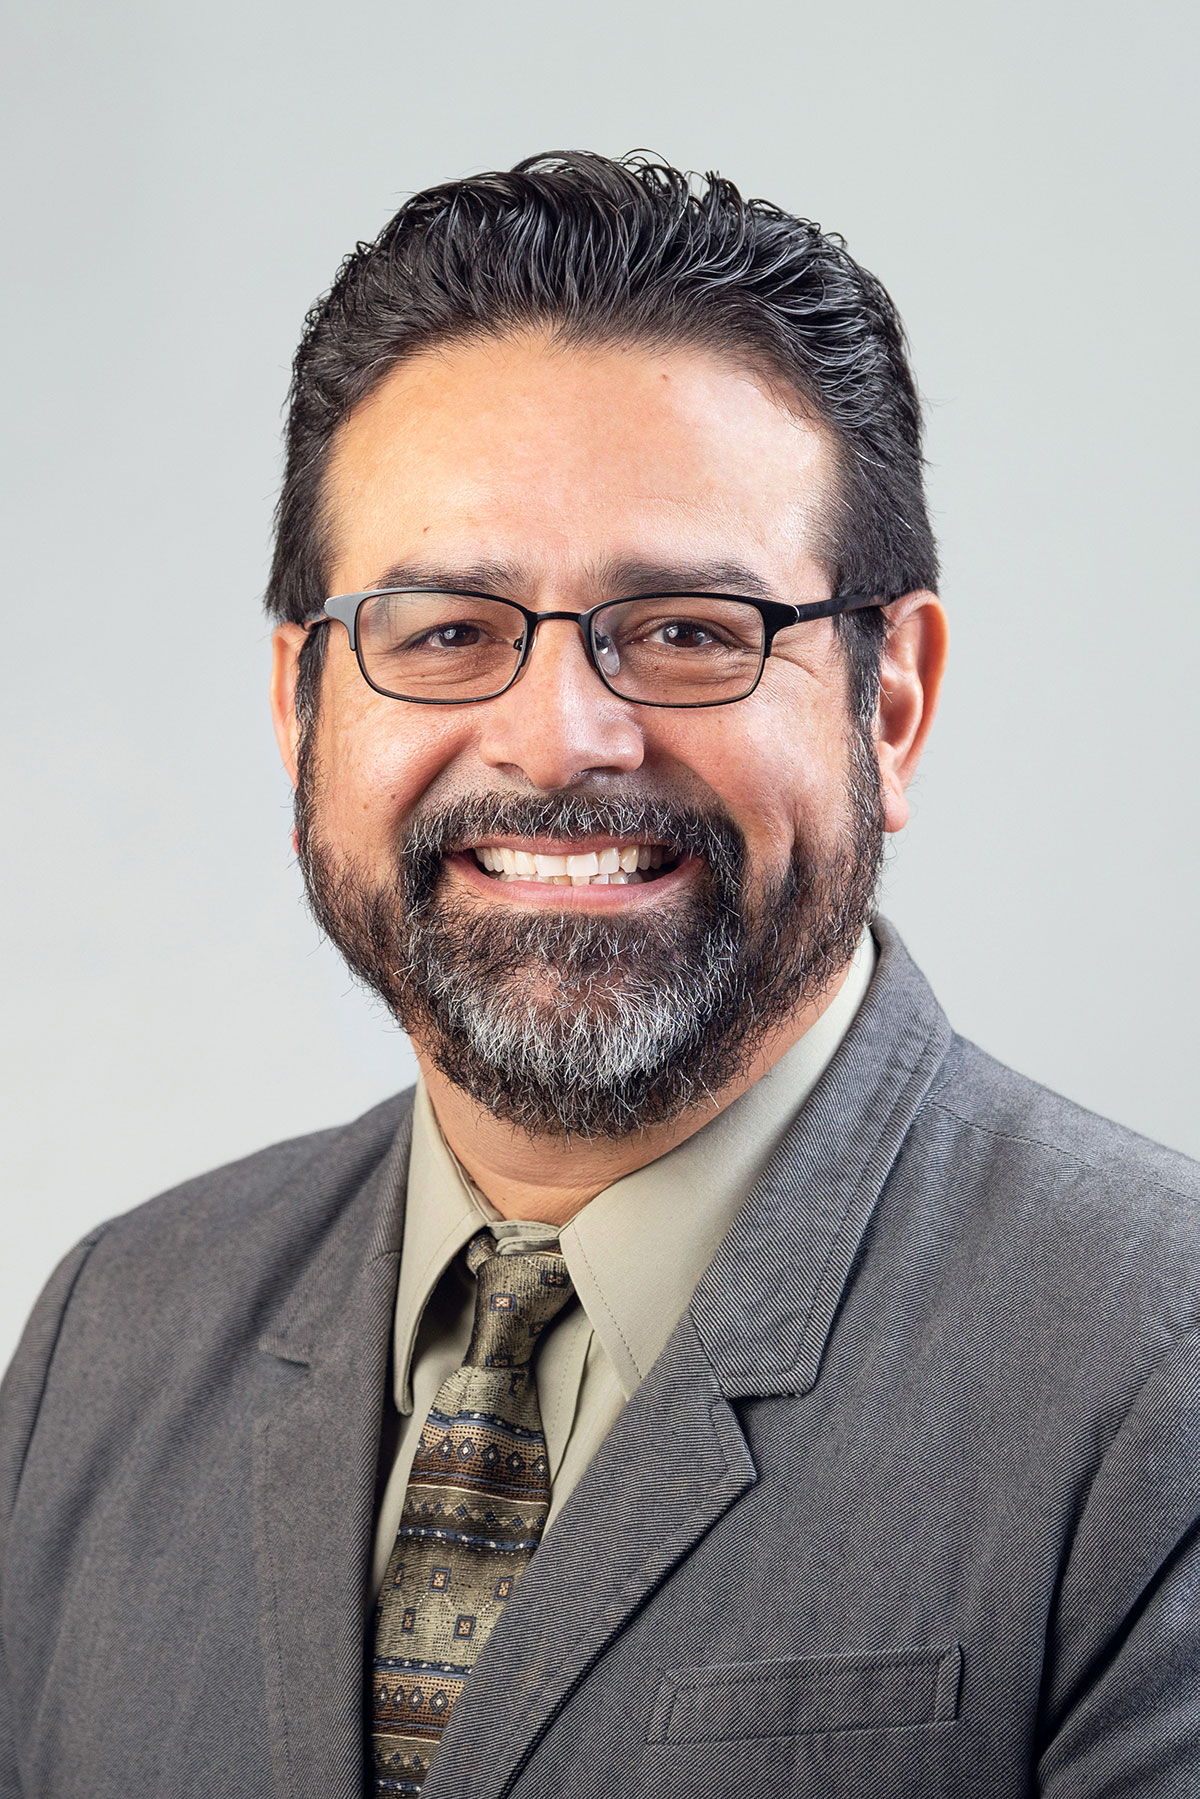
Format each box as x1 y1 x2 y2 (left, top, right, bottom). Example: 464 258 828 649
251 1102 413 1799
424 1311 757 1799
692 918 953 1398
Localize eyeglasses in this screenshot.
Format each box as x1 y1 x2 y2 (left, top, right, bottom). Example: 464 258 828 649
303 587 884 709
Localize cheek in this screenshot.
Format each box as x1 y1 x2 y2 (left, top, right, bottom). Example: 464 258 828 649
313 684 470 848
655 694 847 862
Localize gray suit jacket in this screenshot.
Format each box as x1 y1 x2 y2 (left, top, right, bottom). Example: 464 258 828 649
3 922 1199 1798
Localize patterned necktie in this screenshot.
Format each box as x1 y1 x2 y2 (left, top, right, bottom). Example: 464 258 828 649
369 1229 576 1795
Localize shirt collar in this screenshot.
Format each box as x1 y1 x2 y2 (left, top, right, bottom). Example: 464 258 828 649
392 1079 499 1413
394 927 876 1411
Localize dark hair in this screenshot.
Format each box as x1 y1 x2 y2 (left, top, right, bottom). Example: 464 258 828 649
268 150 937 726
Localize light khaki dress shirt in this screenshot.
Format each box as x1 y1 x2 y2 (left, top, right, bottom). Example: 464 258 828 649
370 929 877 1597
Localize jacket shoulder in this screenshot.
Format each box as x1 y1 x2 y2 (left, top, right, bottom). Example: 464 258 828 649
895 1035 1200 1408
94 1086 414 1252
2 1086 415 1469
925 1035 1200 1204
919 1036 1200 1348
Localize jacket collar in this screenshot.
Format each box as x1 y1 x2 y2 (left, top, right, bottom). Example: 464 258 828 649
257 1099 412 1368
689 916 953 1399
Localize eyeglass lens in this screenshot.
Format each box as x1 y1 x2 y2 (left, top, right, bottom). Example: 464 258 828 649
354 592 768 704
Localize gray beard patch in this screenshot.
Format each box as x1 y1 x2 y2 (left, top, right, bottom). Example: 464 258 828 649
296 777 883 1141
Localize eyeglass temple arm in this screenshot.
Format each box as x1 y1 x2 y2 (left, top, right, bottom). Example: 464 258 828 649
760 590 885 649
796 592 886 621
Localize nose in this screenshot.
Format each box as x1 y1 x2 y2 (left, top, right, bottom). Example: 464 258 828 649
473 618 645 789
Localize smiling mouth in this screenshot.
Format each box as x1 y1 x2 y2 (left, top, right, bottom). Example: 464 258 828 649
467 842 680 887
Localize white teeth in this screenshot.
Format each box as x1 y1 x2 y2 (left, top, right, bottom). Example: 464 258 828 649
490 865 643 886
472 843 668 884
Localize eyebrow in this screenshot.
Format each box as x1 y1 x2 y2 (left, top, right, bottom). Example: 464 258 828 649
356 556 782 603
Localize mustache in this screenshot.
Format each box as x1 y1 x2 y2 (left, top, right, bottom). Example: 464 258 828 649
400 791 747 905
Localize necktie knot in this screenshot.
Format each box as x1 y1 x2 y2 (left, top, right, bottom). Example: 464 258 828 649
464 1231 576 1376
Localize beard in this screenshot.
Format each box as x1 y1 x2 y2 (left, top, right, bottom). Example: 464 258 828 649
295 737 884 1141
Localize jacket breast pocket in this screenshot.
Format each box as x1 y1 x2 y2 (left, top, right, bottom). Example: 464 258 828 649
646 1644 963 1745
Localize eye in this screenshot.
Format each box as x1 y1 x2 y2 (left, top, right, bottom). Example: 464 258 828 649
395 617 519 654
653 620 722 649
424 622 484 649
634 616 747 653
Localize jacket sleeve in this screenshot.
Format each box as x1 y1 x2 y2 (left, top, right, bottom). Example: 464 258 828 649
0 1238 103 1799
1038 1330 1200 1798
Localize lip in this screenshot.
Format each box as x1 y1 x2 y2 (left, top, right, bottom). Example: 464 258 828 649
445 848 700 908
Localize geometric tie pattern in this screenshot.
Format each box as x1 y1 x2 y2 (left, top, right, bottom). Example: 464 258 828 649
369 1230 576 1795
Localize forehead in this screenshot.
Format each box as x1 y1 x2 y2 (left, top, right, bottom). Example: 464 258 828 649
322 331 836 595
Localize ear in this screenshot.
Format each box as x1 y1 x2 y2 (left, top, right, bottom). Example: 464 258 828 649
874 592 948 834
270 624 311 789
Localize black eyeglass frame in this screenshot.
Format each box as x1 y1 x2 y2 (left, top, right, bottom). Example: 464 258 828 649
302 587 886 709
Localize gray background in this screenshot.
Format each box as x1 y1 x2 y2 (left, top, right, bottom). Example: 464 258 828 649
3 0 1197 1372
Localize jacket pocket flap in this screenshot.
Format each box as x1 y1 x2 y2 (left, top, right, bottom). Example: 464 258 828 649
647 1645 963 1744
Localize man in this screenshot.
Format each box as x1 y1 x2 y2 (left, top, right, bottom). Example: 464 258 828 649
2 151 1198 1799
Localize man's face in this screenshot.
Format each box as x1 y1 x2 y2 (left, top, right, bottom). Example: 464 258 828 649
277 332 890 1137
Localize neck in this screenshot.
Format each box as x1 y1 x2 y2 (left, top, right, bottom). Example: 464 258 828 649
416 959 858 1226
